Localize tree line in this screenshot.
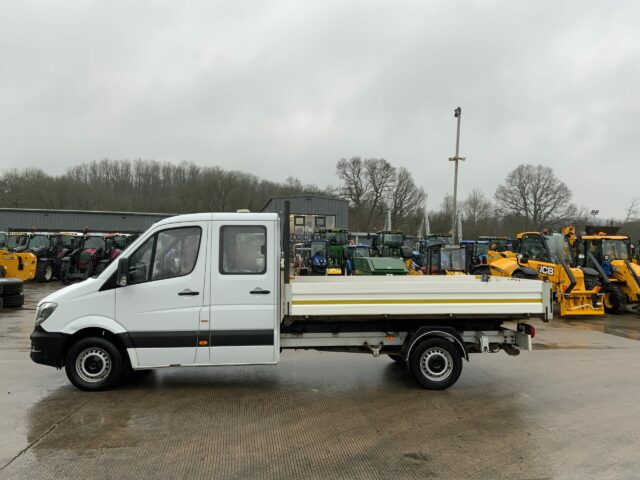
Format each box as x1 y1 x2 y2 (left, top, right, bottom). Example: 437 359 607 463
0 158 636 237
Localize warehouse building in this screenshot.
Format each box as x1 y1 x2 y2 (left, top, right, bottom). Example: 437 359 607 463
260 195 349 240
0 208 172 233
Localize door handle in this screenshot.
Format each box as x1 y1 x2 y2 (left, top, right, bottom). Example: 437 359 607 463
250 288 270 295
178 289 199 296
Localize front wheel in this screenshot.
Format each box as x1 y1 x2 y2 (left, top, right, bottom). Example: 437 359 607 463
602 284 627 314
408 338 463 390
65 337 124 391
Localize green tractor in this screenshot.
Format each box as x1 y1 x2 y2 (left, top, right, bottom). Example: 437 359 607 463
373 230 405 258
323 228 349 275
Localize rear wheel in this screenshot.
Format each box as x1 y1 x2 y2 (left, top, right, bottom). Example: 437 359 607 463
584 274 600 291
513 269 538 280
602 284 627 314
471 265 490 276
408 338 463 390
35 262 53 283
65 337 124 391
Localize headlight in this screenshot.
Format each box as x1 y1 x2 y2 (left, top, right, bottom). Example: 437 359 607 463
35 302 58 326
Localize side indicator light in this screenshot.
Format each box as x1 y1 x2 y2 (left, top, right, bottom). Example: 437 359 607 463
198 340 208 346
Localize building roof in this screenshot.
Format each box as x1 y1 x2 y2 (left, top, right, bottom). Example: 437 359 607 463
260 195 347 212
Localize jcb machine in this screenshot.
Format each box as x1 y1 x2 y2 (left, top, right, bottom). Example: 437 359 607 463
564 225 640 314
484 231 604 316
0 249 37 281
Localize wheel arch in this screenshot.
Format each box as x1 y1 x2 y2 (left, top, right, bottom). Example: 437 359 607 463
402 327 469 362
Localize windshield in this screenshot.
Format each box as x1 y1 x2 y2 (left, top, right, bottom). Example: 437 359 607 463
84 236 105 250
6 235 25 249
349 246 370 258
475 243 490 255
27 235 51 249
381 233 403 246
602 239 629 260
310 241 326 257
326 231 347 245
441 248 466 271
545 233 573 264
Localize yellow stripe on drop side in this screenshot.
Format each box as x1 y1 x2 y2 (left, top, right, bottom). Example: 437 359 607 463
292 298 542 306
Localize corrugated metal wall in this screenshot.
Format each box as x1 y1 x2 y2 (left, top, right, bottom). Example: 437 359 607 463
260 196 349 228
0 208 172 233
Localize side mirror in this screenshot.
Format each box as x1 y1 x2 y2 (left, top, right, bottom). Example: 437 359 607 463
116 257 129 287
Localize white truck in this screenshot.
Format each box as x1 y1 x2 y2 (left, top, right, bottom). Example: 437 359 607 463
30 213 552 391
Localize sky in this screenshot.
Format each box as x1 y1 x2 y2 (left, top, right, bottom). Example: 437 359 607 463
0 0 638 218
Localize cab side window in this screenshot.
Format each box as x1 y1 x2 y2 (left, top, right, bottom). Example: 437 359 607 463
522 236 548 262
220 226 266 274
127 227 201 285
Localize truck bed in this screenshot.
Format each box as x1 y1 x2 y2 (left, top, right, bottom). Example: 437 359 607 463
284 275 552 321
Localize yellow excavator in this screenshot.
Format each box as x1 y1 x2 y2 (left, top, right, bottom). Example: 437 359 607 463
564 225 640 314
475 231 604 317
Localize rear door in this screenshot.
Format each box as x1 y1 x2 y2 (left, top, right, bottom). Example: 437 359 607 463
209 219 278 364
115 221 208 367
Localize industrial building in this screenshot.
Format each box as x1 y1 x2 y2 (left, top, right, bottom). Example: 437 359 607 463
0 208 172 233
260 195 349 240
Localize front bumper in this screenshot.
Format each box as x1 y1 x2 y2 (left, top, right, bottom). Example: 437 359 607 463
30 325 68 368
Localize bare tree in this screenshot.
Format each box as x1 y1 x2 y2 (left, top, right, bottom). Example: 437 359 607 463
462 189 494 238
335 157 396 231
494 164 574 230
625 197 640 223
390 167 426 231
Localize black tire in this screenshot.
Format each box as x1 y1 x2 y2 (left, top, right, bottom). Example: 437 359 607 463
65 337 124 391
0 278 22 296
60 261 71 285
2 293 24 308
35 262 54 283
408 338 463 390
471 265 490 276
584 274 600 291
602 284 627 314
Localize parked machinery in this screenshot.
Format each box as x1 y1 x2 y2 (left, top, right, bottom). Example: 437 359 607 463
3 231 71 282
323 228 349 275
417 239 470 275
564 225 640 314
372 231 405 258
61 233 132 283
483 231 603 316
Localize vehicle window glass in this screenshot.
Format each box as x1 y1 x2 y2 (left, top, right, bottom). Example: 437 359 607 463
152 227 201 281
128 236 154 285
522 236 548 262
30 235 50 249
220 226 266 274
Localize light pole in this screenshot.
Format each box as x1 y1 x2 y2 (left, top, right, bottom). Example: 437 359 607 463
449 107 465 243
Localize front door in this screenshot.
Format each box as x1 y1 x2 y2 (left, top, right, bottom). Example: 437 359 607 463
115 222 208 367
209 220 278 364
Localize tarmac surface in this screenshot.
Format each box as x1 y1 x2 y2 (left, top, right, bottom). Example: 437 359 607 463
1 283 640 479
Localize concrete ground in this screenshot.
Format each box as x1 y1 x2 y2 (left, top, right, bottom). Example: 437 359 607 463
1 284 640 480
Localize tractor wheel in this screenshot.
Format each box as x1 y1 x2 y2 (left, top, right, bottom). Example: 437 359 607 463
35 262 54 283
60 261 71 285
602 284 627 314
0 279 23 296
584 274 600 291
471 265 490 276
